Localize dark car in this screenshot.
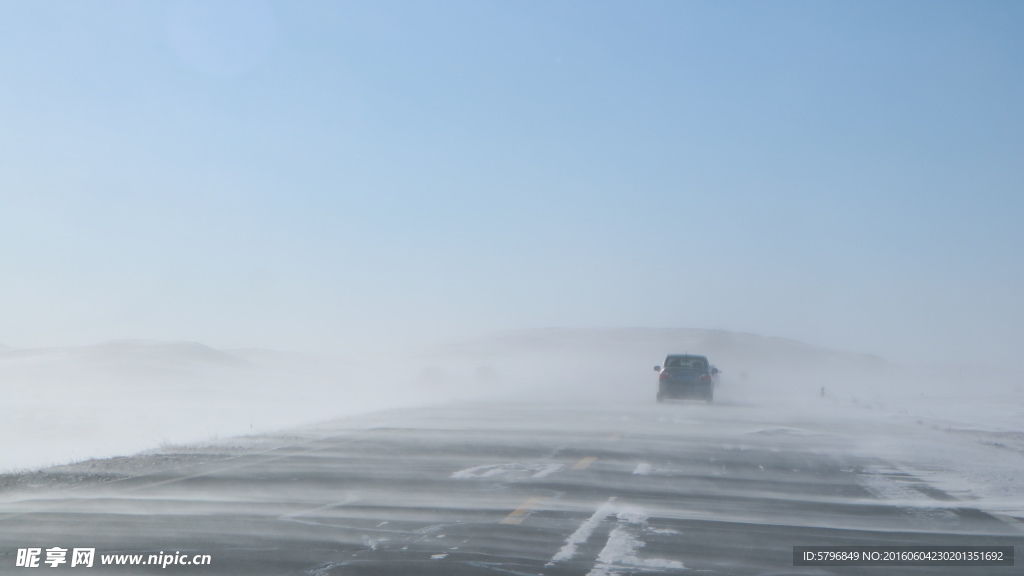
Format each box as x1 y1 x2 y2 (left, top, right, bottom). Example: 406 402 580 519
653 354 718 403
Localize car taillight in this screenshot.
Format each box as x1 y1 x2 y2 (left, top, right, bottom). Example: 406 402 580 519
700 374 712 383
659 372 670 380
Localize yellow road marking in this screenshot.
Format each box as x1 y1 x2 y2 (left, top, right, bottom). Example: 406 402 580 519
572 456 598 470
500 496 547 525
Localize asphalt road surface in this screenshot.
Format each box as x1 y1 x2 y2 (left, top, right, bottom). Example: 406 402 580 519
1 401 1020 575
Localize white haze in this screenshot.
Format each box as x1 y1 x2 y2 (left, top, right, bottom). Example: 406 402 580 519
2 328 1021 477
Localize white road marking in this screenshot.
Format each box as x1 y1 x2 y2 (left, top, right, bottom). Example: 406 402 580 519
361 535 388 550
452 464 515 479
550 500 684 572
532 464 564 478
547 497 617 564
586 507 684 575
452 462 564 479
632 462 651 475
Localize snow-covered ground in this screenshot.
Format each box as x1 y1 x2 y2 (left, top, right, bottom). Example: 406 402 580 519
728 387 1024 523
2 329 1021 520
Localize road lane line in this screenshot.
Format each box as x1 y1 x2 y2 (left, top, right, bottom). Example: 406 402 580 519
586 509 685 576
632 462 651 475
573 456 598 470
499 496 546 525
547 497 617 565
531 464 563 478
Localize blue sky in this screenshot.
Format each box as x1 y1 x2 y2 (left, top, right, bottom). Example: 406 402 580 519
1 0 1021 367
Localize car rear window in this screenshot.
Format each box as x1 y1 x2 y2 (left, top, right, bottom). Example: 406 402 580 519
666 357 707 369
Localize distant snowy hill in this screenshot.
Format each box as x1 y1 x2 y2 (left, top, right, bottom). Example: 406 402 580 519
1 340 246 384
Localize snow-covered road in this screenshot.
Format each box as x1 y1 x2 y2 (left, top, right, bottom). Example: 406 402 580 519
1 399 1020 575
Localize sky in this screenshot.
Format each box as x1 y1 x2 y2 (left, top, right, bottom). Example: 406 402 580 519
0 0 1021 368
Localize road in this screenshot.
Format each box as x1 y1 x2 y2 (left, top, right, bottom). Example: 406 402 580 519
1 401 1020 575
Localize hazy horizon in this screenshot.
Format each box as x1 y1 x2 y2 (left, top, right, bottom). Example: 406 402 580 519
1 1 1021 371
4 324 1020 473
